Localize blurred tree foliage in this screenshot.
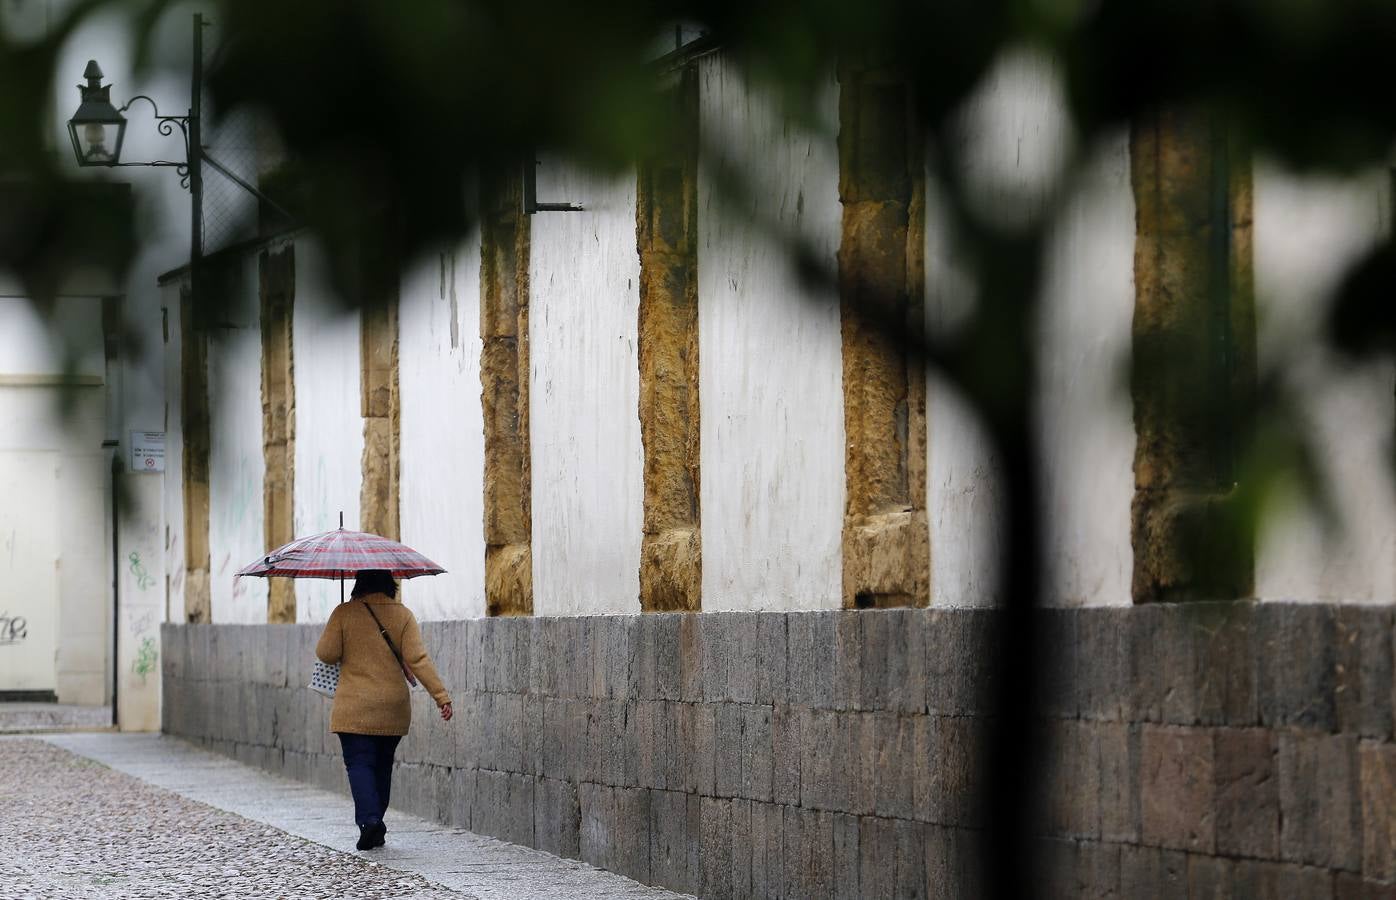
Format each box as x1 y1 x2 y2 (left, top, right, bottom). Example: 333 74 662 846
4 0 1396 895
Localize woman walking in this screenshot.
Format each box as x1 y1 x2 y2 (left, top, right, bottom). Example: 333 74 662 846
315 569 453 850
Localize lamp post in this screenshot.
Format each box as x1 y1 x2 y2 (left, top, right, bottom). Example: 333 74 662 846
67 14 292 288
68 12 206 328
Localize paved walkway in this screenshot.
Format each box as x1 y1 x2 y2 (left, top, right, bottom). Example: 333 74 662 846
1 733 688 899
0 702 111 733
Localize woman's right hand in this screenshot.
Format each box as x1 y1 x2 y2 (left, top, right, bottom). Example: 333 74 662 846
439 702 454 722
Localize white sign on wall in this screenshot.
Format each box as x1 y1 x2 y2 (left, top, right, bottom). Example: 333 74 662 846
130 431 165 473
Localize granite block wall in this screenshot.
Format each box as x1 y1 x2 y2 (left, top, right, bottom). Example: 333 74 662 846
162 603 1396 898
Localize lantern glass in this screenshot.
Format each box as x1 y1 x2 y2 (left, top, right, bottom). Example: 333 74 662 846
69 119 126 166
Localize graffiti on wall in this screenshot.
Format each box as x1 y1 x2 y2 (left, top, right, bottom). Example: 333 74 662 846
131 636 158 682
128 551 156 591
0 612 27 646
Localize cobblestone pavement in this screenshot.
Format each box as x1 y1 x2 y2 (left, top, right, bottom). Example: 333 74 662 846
7 734 689 900
0 738 465 899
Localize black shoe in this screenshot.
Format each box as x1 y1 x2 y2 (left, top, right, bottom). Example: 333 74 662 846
356 821 386 851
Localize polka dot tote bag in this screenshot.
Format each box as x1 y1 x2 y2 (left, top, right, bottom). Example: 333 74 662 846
309 659 340 698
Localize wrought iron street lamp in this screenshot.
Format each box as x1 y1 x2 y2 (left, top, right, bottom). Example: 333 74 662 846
67 60 127 166
66 13 291 308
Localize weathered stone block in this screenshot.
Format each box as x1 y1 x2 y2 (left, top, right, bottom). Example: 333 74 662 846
1075 609 1129 722
673 615 701 702
649 789 699 895
873 712 917 820
1078 841 1123 900
700 797 734 900
772 704 802 806
635 613 682 701
788 612 837 708
681 702 716 796
742 704 774 802
924 825 983 900
1186 855 1232 900
729 798 753 898
1098 721 1141 844
1127 605 1167 723
1259 603 1338 732
520 694 543 775
800 708 838 811
749 801 786 899
754 613 789 706
857 815 896 900
891 818 928 900
494 692 524 773
1278 731 1361 872
834 613 863 711
925 609 996 717
1337 607 1395 741
842 711 879 816
540 696 568 780
1159 604 1200 725
449 766 475 830
1191 602 1259 727
1037 609 1080 719
1040 718 1101 840
474 770 535 847
785 806 834 900
1117 844 1189 900
920 715 983 827
715 704 744 798
1140 724 1215 852
1359 740 1396 883
832 813 861 900
1231 859 1337 899
861 609 928 714
659 701 687 793
701 615 733 703
1214 726 1278 860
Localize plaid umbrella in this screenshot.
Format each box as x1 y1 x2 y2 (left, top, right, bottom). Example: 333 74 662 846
236 527 446 580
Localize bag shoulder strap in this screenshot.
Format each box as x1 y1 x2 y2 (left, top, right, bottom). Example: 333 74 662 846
360 601 406 668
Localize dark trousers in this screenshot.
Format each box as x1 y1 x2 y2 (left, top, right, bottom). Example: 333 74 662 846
338 733 401 828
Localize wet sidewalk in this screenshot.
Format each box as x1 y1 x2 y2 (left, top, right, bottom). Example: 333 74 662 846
22 733 690 899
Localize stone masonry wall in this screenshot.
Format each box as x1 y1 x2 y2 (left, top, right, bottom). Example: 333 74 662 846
162 604 1396 897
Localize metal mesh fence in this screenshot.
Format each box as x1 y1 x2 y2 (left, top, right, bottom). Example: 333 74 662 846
199 19 260 255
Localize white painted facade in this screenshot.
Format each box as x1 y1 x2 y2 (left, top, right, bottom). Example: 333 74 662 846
1034 133 1137 607
206 255 268 622
529 163 645 616
696 57 847 611
927 51 1136 608
291 241 364 623
1253 163 1396 604
399 240 487 621
0 295 111 705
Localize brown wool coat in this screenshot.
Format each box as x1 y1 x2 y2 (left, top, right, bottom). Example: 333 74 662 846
314 593 450 736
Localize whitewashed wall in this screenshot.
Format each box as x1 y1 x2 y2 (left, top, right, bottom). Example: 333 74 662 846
927 50 1135 608
924 167 1005 608
697 57 846 611
207 256 267 623
530 163 644 616
1254 164 1396 604
293 240 364 622
0 295 111 703
1035 133 1136 607
399 237 487 620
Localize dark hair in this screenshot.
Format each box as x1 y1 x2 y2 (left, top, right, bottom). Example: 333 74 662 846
351 569 398 599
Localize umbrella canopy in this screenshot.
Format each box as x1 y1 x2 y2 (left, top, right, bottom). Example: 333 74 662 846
236 528 446 580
